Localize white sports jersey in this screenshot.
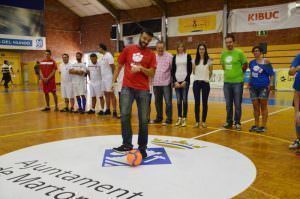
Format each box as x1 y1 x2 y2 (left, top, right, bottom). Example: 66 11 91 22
71 62 86 84
100 52 114 79
88 62 102 83
59 62 72 83
1 64 12 74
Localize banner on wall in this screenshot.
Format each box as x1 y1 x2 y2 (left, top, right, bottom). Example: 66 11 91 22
229 2 300 32
0 0 46 50
167 11 223 37
275 69 295 91
0 34 46 50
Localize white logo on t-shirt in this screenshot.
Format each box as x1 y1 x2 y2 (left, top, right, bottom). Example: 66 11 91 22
252 65 263 78
225 56 233 63
131 52 143 68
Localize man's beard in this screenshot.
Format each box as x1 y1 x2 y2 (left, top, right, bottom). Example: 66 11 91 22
139 40 148 48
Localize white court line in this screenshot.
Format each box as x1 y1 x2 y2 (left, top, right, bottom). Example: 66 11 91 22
249 187 280 199
241 106 292 124
0 103 64 118
191 106 293 139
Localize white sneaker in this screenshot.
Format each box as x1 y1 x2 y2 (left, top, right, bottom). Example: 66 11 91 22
181 118 187 127
193 122 199 128
289 139 300 149
235 123 241 131
201 122 207 128
175 118 182 126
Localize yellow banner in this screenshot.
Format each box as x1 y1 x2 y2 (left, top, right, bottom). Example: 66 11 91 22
276 70 294 90
178 14 217 33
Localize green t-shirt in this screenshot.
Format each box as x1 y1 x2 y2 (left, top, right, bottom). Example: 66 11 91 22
220 48 247 83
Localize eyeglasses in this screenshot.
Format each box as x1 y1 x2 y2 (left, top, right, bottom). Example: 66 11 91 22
199 48 205 50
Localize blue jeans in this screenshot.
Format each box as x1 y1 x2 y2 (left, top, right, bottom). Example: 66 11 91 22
120 87 150 150
153 84 172 122
223 82 244 124
193 81 210 123
175 82 190 118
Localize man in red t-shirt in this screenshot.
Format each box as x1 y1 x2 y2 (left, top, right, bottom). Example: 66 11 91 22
39 49 58 111
112 30 157 159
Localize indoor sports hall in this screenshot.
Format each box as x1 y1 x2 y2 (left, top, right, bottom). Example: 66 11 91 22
0 0 300 198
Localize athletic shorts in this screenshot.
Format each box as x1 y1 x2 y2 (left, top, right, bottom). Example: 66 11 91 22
73 81 86 96
43 78 56 94
61 82 73 99
89 82 103 97
250 87 269 100
102 76 113 92
2 73 11 82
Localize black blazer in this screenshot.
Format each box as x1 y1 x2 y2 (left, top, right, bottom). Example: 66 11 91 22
171 54 192 84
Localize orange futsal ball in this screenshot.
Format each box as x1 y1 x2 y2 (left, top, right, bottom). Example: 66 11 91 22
127 150 143 166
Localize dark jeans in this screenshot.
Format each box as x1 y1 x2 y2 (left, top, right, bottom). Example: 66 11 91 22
153 84 172 122
193 81 210 123
223 82 244 124
120 87 150 150
175 82 189 118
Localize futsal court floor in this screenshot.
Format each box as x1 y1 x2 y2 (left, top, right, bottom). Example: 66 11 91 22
0 85 299 198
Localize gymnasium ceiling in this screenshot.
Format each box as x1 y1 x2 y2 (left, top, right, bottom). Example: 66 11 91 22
58 0 183 17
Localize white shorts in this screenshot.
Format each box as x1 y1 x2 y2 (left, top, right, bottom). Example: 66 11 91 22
73 81 87 96
61 82 73 98
89 82 104 97
102 76 113 92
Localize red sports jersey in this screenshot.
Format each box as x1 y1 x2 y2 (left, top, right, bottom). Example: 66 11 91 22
39 59 57 80
39 59 57 93
118 45 156 91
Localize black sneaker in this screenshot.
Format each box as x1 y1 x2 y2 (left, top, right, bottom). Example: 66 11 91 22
87 109 95 114
104 109 111 115
80 109 85 114
60 107 69 112
256 127 266 133
223 122 232 129
74 109 81 113
112 111 118 118
98 110 104 115
289 139 300 149
139 149 148 159
69 108 74 113
153 119 162 124
41 107 50 112
249 125 258 132
148 119 162 124
162 120 172 126
113 145 133 154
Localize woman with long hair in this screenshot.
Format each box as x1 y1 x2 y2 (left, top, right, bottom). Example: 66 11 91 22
192 44 213 128
171 43 192 127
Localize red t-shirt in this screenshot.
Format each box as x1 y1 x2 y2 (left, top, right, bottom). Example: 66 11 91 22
39 59 57 80
118 45 156 90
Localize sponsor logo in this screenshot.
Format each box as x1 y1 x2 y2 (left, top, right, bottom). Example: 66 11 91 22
151 138 206 149
36 38 43 48
102 147 172 167
248 11 279 22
